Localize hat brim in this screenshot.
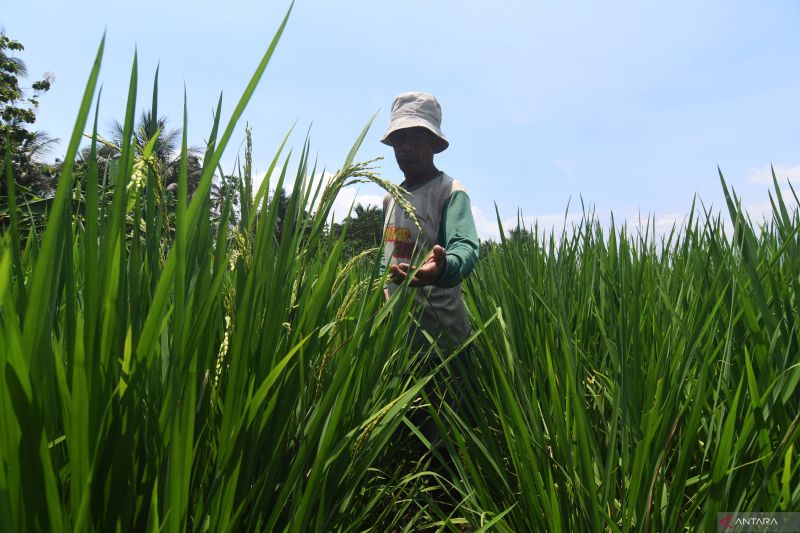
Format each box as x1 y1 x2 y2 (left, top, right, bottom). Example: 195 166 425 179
380 118 449 154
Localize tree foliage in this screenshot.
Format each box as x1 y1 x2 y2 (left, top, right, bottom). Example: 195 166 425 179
0 32 56 196
331 203 384 257
79 111 204 197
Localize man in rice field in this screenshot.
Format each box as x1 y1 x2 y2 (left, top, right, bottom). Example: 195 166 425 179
381 91 479 357
381 92 480 443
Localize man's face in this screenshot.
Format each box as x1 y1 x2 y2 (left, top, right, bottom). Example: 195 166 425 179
389 127 435 177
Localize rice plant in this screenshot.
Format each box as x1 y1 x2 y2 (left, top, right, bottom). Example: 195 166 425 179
440 178 800 531
0 8 440 531
1 5 799 532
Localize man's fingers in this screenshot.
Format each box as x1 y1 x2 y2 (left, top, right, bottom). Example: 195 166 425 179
391 259 442 287
390 264 409 284
408 273 427 287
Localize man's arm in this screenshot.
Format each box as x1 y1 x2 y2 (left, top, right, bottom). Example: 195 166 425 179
388 191 479 288
435 191 480 288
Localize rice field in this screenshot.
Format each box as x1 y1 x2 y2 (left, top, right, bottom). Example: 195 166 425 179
1 11 798 532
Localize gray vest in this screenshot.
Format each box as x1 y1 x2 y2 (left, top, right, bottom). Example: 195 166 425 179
383 172 471 354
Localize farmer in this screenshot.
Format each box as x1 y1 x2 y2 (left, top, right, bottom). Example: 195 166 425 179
381 92 480 356
381 90 480 450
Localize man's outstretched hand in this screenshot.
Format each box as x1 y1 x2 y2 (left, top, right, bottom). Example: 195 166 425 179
390 245 446 287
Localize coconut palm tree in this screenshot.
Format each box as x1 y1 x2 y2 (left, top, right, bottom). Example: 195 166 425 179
114 111 202 192
13 129 60 196
79 111 203 196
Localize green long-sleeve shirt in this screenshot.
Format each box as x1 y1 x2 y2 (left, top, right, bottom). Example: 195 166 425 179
435 190 480 288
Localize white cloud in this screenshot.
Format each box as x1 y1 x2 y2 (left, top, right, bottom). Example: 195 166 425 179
745 201 772 223
552 158 572 173
613 212 686 237
502 212 586 241
329 188 384 223
472 206 585 242
252 170 269 192
487 208 720 244
250 166 386 224
650 213 678 228
747 164 800 185
745 187 799 223
471 206 502 242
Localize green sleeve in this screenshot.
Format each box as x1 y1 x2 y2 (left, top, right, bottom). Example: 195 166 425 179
435 191 480 288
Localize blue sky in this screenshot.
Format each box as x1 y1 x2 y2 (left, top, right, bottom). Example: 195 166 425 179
4 0 800 239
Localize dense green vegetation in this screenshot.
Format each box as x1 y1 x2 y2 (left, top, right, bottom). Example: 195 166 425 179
1 9 798 532
451 189 800 530
0 31 57 199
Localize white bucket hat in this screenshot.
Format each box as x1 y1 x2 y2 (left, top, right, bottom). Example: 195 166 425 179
381 92 449 153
